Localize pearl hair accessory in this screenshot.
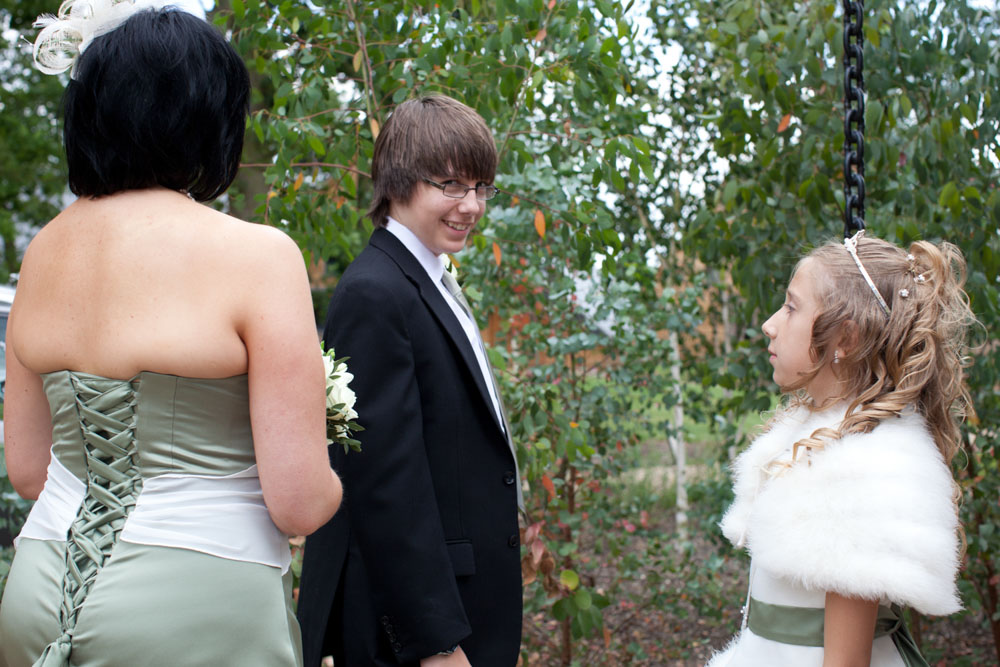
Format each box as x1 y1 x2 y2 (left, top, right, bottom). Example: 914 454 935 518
834 350 840 364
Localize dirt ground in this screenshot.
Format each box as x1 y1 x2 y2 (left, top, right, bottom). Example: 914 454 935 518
522 605 997 666
519 512 998 666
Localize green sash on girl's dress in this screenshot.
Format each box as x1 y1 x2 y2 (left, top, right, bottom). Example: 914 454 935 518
746 597 928 667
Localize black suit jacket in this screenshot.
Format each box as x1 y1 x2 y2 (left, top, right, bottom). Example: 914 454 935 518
297 229 523 666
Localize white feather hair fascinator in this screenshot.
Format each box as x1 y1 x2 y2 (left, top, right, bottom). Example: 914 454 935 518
33 0 187 77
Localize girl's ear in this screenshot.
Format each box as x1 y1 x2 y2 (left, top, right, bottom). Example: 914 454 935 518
837 320 859 358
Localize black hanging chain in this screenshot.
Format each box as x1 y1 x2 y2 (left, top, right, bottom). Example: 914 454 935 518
842 0 866 238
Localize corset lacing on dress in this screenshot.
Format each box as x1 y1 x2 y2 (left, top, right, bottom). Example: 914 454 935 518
33 374 140 667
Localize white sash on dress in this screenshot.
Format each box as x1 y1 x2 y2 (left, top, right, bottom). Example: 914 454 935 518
14 450 85 548
121 464 291 572
16 454 291 573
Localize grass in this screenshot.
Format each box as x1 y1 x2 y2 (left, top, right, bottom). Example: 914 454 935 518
0 546 11 598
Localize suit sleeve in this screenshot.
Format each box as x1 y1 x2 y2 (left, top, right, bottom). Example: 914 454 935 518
324 274 471 662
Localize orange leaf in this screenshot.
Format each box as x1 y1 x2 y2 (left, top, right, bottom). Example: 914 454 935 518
446 253 461 270
292 172 304 192
525 521 543 544
511 195 520 206
492 241 502 266
777 113 792 133
533 209 546 238
534 28 547 42
369 117 380 139
531 539 545 566
541 474 555 500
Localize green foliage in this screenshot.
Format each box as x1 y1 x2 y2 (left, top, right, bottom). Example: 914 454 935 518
647 0 1000 657
219 1 694 659
0 547 11 599
0 0 994 660
0 0 68 280
0 442 32 538
220 0 999 660
0 441 33 598
220 0 657 275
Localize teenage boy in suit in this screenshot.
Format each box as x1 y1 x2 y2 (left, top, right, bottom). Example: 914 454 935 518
297 95 523 667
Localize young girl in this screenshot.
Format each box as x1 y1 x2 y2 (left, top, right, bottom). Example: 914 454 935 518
707 231 974 667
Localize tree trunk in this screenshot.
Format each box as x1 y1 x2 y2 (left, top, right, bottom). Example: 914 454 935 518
717 273 742 462
669 331 688 538
559 617 571 666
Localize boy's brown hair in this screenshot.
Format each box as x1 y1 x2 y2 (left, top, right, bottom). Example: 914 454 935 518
368 95 497 227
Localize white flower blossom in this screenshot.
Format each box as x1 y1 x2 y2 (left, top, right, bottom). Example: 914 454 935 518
327 363 358 418
322 346 363 451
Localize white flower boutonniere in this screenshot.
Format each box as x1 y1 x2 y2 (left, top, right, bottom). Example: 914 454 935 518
445 255 460 282
322 345 364 453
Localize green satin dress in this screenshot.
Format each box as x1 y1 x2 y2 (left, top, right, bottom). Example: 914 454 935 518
0 371 302 667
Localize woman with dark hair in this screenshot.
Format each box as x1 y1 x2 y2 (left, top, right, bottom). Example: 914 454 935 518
0 3 342 666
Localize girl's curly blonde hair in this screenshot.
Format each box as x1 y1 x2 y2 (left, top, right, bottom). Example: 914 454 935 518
772 234 976 469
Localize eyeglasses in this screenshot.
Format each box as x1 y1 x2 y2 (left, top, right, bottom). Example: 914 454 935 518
422 177 499 201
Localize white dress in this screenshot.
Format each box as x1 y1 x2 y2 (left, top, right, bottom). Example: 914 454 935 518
707 404 961 667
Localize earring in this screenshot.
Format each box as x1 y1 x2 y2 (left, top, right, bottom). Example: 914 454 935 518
833 350 840 364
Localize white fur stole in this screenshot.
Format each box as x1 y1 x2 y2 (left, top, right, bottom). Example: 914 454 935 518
720 405 961 616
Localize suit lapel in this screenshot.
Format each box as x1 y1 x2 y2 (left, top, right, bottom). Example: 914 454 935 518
369 229 505 435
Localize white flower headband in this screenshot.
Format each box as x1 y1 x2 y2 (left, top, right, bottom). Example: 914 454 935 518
843 230 891 318
33 0 181 78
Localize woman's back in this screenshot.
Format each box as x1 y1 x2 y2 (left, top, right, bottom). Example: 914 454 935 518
0 7 340 666
0 189 342 666
12 189 264 380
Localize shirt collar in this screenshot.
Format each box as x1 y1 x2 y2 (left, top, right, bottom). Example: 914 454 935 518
385 217 445 282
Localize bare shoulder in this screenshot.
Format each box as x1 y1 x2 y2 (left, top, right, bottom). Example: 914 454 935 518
18 206 71 263
12 209 76 301
182 208 304 285
216 211 296 249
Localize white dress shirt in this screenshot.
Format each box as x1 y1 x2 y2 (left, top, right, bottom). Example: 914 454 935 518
385 218 505 431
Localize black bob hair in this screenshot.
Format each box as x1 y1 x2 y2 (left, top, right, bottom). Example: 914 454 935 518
64 9 250 202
